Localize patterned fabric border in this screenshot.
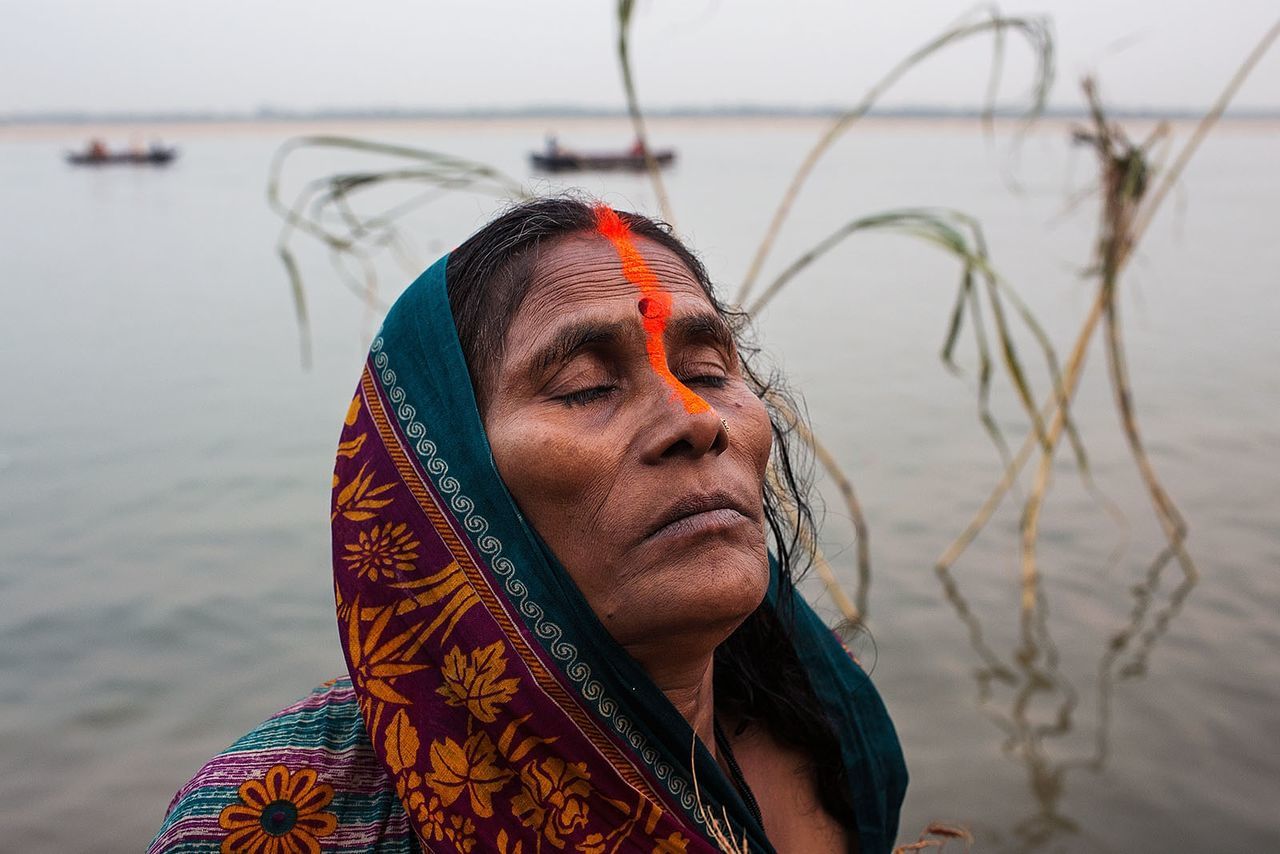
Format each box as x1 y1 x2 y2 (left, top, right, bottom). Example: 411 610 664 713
370 337 707 825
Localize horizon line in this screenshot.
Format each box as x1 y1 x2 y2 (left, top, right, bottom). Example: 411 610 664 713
5 102 1279 126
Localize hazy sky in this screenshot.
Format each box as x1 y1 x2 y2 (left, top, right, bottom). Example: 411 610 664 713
3 1 1277 114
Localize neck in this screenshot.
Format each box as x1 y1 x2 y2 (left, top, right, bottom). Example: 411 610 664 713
624 637 718 758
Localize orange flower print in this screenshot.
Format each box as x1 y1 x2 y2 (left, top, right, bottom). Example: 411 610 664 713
395 769 426 817
343 522 421 580
336 396 367 459
384 709 421 774
435 641 521 723
424 732 515 818
444 813 478 853
575 832 607 854
418 795 447 842
341 597 428 716
218 764 337 854
332 461 396 522
511 757 592 848
497 828 526 854
398 774 479 854
651 832 690 854
336 431 367 459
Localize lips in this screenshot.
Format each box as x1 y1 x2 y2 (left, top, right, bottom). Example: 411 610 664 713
644 489 755 541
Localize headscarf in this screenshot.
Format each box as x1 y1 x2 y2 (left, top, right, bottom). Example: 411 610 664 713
330 248 907 853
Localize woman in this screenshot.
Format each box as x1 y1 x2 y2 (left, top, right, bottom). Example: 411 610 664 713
151 198 907 853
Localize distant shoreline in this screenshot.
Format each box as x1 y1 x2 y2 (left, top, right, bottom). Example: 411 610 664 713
4 103 1279 128
5 111 1277 144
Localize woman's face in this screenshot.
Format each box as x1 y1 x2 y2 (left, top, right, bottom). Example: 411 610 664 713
483 234 773 655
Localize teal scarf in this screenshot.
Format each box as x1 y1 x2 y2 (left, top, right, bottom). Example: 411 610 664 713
328 252 907 852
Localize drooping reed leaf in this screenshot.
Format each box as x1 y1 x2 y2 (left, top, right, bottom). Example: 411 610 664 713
745 207 1068 471
737 8 1055 304
267 135 528 363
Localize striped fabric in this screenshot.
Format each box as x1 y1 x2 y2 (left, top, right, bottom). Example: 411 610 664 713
150 678 418 853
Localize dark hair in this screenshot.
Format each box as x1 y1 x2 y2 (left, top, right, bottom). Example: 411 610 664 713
445 197 855 831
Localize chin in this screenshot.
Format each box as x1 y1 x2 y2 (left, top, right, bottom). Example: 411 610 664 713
654 541 770 636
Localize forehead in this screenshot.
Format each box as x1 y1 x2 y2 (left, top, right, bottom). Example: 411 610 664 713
515 233 712 324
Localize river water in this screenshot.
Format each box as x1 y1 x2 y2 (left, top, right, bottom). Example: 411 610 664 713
1 116 1277 851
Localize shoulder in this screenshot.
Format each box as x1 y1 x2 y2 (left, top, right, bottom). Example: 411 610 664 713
149 678 419 853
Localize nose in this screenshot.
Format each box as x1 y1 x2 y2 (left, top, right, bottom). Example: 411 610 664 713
639 386 729 462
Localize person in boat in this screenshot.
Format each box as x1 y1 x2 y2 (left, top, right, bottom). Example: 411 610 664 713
87 138 108 160
629 136 646 158
149 197 907 854
545 132 562 157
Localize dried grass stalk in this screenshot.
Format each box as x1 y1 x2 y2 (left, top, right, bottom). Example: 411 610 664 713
615 0 676 225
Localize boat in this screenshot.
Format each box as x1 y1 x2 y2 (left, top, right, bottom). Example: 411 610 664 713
66 142 178 166
530 136 675 173
530 149 675 172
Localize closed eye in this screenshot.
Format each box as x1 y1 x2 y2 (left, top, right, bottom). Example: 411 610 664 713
680 374 727 389
556 385 618 407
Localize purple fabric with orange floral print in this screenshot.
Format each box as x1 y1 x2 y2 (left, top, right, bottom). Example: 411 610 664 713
330 255 731 854
154 235 903 854
334 365 713 854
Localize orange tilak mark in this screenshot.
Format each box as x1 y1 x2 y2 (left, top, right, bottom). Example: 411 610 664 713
593 205 711 415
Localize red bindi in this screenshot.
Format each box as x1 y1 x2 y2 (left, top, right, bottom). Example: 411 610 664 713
593 205 710 415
